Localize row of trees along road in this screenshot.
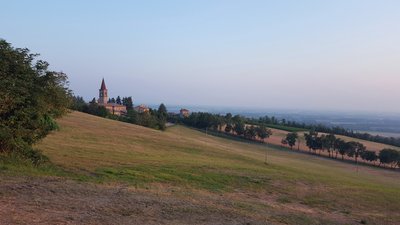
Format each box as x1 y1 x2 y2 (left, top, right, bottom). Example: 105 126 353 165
0 40 71 163
179 112 273 141
281 131 400 169
249 115 400 147
174 112 400 169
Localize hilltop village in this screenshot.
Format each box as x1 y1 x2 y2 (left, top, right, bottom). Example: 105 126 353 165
95 78 189 118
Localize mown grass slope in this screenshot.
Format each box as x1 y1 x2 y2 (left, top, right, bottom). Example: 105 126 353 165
2 111 400 225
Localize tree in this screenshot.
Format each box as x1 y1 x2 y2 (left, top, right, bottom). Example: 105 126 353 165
157 103 167 131
0 39 71 162
90 97 97 104
333 138 344 159
346 142 365 164
322 134 336 157
379 149 400 168
158 103 167 117
225 113 232 122
361 150 378 165
285 132 298 150
354 142 366 164
70 95 86 111
304 131 322 154
256 125 272 143
233 122 245 136
244 125 257 140
116 96 121 105
337 140 350 160
345 141 357 158
281 138 288 146
122 96 133 110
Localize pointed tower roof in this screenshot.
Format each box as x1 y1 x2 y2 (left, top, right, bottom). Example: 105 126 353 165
100 78 107 90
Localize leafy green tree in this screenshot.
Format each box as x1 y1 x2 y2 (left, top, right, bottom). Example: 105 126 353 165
345 141 357 158
354 142 366 164
156 103 167 131
322 134 336 157
0 39 71 162
116 96 121 104
285 132 298 150
256 125 272 143
122 97 133 110
158 103 167 117
244 125 257 140
225 113 232 122
346 141 365 163
361 150 378 165
234 122 245 136
379 149 400 168
304 131 322 154
333 138 344 159
337 140 351 160
70 95 86 111
125 109 138 124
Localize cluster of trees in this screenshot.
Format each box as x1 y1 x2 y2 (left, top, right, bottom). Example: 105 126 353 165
251 115 400 147
176 112 273 142
122 103 167 130
106 96 133 110
71 96 168 131
0 40 71 163
281 131 400 168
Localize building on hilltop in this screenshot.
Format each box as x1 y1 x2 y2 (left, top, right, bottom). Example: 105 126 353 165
180 108 190 118
134 104 150 113
97 78 127 116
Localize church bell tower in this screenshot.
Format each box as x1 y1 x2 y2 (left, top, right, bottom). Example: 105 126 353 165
98 78 108 104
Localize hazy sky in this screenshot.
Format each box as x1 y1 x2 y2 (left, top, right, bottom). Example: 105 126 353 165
1 0 400 113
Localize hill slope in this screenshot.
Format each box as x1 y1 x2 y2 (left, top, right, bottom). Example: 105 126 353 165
1 111 399 225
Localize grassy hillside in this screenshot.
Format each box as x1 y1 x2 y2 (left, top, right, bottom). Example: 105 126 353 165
265 128 400 154
1 111 400 225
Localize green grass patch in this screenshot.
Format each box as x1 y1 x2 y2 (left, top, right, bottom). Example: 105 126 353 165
95 164 271 192
266 124 308 132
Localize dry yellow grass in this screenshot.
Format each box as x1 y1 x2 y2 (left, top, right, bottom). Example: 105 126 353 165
2 111 399 224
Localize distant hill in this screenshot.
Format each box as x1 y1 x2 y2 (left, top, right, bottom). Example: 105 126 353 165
1 111 399 225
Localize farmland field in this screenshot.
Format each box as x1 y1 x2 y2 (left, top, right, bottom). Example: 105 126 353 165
1 111 399 225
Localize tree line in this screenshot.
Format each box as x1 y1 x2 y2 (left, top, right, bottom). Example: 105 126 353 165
71 96 168 131
172 112 273 142
249 116 400 147
0 40 71 163
281 131 400 168
171 112 400 169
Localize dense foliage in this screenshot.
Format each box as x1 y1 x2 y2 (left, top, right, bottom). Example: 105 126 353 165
71 96 167 131
0 40 71 163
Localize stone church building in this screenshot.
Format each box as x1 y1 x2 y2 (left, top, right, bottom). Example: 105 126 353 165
98 78 127 115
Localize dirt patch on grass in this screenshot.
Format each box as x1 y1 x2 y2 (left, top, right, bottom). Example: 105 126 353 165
0 176 262 225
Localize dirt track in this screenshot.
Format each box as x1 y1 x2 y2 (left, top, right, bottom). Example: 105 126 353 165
0 176 262 225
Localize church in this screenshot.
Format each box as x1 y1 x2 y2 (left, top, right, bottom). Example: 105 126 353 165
98 78 127 116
